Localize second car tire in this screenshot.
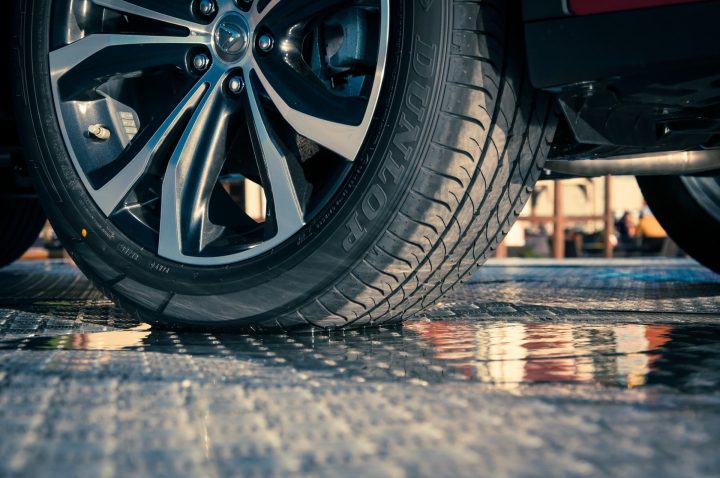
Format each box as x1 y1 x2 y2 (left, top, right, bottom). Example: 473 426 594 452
0 197 46 268
638 175 720 274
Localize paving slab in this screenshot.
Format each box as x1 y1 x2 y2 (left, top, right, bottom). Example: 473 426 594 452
0 259 719 477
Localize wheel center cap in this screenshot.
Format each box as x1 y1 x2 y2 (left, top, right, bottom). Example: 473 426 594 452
214 15 249 61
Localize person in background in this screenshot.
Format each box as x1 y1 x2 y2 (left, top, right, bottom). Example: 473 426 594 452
615 211 637 253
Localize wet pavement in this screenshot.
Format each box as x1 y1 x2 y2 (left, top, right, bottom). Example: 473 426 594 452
0 259 719 477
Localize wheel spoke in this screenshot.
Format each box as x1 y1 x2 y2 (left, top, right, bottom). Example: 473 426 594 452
92 75 211 216
159 68 237 258
251 59 369 161
92 0 209 34
244 70 305 235
50 33 208 99
250 0 389 161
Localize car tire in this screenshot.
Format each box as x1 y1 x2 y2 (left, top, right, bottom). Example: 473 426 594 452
638 175 720 274
0 198 46 268
13 0 556 329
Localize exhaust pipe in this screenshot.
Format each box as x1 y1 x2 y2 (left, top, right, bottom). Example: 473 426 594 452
545 150 720 177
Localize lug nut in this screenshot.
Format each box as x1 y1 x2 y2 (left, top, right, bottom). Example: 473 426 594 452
257 34 274 52
192 53 211 72
198 0 217 17
227 76 245 95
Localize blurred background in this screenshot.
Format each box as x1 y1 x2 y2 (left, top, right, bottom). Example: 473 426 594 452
20 176 678 262
497 176 677 260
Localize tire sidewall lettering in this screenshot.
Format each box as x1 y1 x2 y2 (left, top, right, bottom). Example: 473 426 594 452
342 2 439 253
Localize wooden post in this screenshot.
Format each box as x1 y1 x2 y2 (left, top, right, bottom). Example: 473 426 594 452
496 240 508 259
553 180 565 259
245 180 266 222
604 175 614 258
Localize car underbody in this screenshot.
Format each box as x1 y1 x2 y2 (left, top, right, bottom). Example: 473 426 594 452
528 0 720 178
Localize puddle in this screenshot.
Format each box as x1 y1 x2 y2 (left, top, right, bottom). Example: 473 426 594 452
404 321 720 391
2 320 719 392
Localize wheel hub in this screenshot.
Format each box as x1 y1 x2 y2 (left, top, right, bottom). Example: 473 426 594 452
214 14 250 62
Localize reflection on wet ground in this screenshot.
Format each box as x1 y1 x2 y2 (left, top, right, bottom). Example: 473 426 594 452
1 259 720 477
2 321 719 393
0 259 719 393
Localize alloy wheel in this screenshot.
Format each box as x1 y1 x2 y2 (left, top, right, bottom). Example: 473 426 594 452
49 0 390 265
